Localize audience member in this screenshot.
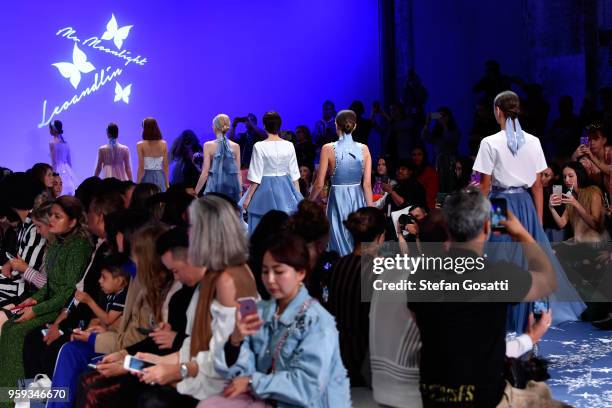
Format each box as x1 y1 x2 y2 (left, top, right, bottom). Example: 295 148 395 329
313 100 338 150
294 125 316 170
210 233 351 407
229 114 267 169
327 207 385 387
421 107 460 192
571 122 611 199
411 146 439 210
170 130 202 188
547 96 582 160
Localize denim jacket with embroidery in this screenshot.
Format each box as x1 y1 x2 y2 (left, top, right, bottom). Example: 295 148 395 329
215 286 351 407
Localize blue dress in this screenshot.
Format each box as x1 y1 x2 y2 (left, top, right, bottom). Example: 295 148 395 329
244 140 303 235
327 135 366 256
141 156 166 192
203 137 241 203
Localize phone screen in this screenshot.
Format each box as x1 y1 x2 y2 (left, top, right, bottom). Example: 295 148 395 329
490 198 508 231
129 357 155 372
237 297 257 320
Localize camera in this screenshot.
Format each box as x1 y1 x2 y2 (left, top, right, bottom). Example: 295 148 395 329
398 213 418 242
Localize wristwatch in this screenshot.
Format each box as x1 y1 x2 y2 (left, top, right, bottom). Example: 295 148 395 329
180 363 189 379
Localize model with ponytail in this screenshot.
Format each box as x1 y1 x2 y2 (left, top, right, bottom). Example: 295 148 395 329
473 90 585 332
310 109 374 256
195 114 242 201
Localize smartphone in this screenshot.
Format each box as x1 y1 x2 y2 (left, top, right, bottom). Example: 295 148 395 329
123 355 155 374
580 136 589 146
87 363 98 369
552 185 562 206
490 198 508 232
41 328 64 337
137 327 154 335
431 112 442 120
5 252 15 260
237 297 258 320
533 298 549 321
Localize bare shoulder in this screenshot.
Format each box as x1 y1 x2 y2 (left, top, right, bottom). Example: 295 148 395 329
216 271 237 307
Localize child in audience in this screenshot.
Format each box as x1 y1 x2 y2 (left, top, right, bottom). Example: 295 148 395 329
73 253 129 331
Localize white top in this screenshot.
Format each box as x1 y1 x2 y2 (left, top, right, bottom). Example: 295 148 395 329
144 156 163 170
473 130 547 188
247 140 300 184
177 288 235 400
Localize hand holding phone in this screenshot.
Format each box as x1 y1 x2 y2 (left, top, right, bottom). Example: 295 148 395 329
580 136 589 146
237 297 258 320
490 198 508 232
123 355 155 374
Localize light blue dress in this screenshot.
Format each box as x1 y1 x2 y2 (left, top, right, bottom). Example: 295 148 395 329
141 156 166 192
327 134 366 256
203 136 241 203
244 140 303 235
215 286 351 408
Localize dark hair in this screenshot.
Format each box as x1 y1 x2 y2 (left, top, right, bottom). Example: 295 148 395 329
129 183 161 212
265 233 310 275
151 191 195 227
100 253 131 280
53 196 88 240
89 190 126 216
50 120 63 135
586 121 607 139
295 125 312 143
562 161 590 189
106 123 119 139
494 91 520 120
417 209 449 243
344 207 386 243
170 130 202 162
455 156 474 189
156 226 189 256
249 210 290 299
118 180 136 195
335 110 357 134
288 200 329 244
263 111 282 134
75 177 103 212
142 117 162 140
104 209 151 254
349 100 365 117
29 163 53 186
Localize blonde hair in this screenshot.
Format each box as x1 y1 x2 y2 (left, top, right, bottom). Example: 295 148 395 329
131 223 173 322
212 114 231 136
188 195 247 271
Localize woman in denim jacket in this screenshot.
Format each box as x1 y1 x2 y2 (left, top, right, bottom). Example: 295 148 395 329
209 233 351 408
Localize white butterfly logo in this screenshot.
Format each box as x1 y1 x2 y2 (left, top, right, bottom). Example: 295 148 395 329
101 14 133 50
52 44 95 89
114 82 132 104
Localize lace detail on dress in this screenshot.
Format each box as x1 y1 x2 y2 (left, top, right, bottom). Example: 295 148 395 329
143 156 163 170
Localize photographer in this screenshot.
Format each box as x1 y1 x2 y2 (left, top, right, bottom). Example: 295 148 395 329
228 114 267 168
408 187 561 407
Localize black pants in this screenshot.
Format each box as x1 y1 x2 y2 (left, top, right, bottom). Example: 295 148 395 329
23 325 71 378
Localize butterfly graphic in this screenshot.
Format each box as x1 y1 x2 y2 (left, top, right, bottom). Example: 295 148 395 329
101 14 133 50
52 44 95 89
114 82 132 104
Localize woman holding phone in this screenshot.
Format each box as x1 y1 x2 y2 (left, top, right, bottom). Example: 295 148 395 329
207 233 350 407
128 195 258 407
473 90 585 332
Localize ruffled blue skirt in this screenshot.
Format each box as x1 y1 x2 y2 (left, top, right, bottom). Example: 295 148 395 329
327 184 366 256
245 175 303 235
487 190 586 333
141 170 166 192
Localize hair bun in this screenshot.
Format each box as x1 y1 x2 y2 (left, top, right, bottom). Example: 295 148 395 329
221 125 230 133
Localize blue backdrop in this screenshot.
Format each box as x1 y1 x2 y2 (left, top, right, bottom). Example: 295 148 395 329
0 1 381 178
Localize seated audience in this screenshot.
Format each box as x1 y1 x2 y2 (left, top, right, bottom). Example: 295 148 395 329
382 159 427 214
0 196 92 389
210 233 351 407
411 146 439 209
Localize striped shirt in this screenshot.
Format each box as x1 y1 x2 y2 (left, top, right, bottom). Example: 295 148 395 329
16 215 46 272
22 251 47 289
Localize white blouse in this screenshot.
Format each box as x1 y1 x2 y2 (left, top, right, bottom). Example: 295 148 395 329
177 290 236 400
473 130 547 189
247 140 300 184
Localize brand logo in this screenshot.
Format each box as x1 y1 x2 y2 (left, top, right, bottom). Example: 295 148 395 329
39 14 148 128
